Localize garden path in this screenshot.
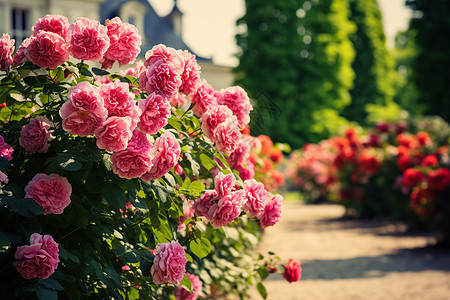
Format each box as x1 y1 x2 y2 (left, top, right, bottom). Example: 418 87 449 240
248 201 450 300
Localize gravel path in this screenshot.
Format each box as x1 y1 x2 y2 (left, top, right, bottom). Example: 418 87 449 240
248 202 450 300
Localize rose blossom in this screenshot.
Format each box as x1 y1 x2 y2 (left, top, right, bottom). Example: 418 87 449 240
19 116 54 153
143 44 183 72
0 171 8 184
421 155 439 167
191 80 218 117
142 131 181 181
243 179 270 218
60 82 107 136
178 50 201 95
403 168 425 187
99 79 141 129
200 105 234 141
0 33 15 71
12 37 32 65
0 135 14 161
211 190 245 228
216 86 252 128
26 31 68 69
428 168 450 191
25 173 72 214
137 93 171 135
32 14 69 39
193 190 219 221
94 116 133 152
13 233 59 279
260 194 283 228
214 172 236 198
67 17 110 61
110 130 153 179
174 272 202 300
151 241 188 285
283 259 302 283
139 58 182 98
212 116 241 154
101 17 142 69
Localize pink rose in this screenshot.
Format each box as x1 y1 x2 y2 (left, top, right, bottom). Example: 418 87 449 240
243 179 270 218
142 131 181 181
169 92 188 108
25 173 72 214
211 190 245 228
191 80 218 117
137 93 171 135
217 86 253 128
99 79 140 129
178 50 201 95
260 194 282 228
193 190 219 221
60 82 107 136
200 105 234 141
212 116 241 154
139 58 182 98
13 233 59 280
110 130 153 179
26 32 68 69
12 37 32 65
0 135 14 161
67 17 110 61
214 172 236 198
0 33 15 71
151 241 187 285
94 116 133 152
143 44 183 72
283 259 302 283
19 117 54 153
0 171 8 184
101 17 142 69
120 60 146 78
32 14 69 39
174 272 202 300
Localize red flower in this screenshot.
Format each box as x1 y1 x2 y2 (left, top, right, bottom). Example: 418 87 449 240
409 187 435 216
357 149 381 176
283 259 302 283
421 155 439 167
403 168 425 187
428 168 450 191
417 131 432 147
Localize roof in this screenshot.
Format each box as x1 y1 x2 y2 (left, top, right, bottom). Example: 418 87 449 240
100 0 212 62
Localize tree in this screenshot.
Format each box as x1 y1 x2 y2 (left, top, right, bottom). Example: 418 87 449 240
342 0 397 125
235 0 356 148
406 0 450 121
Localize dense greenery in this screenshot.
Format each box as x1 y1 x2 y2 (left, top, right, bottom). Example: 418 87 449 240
406 0 450 121
342 0 396 125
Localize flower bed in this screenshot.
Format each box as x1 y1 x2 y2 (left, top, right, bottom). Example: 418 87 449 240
0 15 301 299
288 117 450 240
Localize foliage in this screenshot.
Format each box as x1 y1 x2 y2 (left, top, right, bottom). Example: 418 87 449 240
342 0 397 124
406 0 450 121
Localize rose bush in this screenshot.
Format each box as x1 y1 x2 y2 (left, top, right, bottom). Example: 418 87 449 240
288 117 450 243
0 14 298 299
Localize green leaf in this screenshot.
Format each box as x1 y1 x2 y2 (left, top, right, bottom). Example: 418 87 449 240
154 184 169 203
36 287 58 300
185 252 193 263
189 237 211 259
56 152 82 171
0 231 10 251
38 278 64 291
258 267 269 280
256 282 268 299
168 116 184 131
103 183 126 208
180 274 193 293
79 67 93 77
23 76 37 86
92 67 110 76
116 246 140 263
199 153 215 170
8 197 44 217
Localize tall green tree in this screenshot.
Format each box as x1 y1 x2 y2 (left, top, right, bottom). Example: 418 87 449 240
235 0 356 148
234 0 302 146
342 0 397 125
406 0 450 121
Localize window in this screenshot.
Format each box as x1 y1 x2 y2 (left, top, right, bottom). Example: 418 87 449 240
11 8 29 45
